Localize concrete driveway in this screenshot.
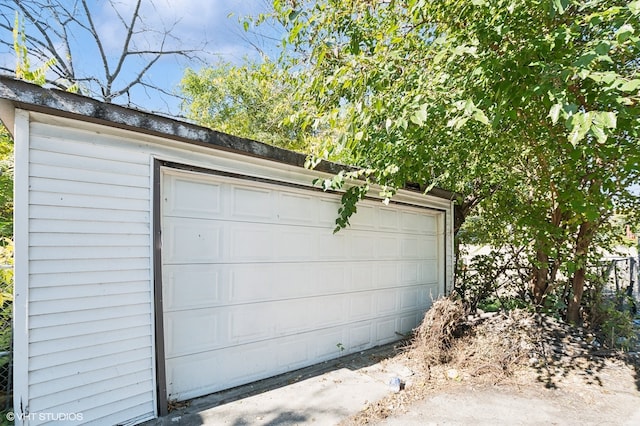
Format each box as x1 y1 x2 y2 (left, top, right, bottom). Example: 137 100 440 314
145 343 411 425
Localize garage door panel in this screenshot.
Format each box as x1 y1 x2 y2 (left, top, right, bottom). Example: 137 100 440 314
349 323 373 349
165 351 221 401
228 263 348 303
376 319 397 343
401 262 420 284
164 219 222 263
379 207 399 230
377 263 399 287
164 176 222 218
319 264 349 293
161 169 445 402
228 307 274 343
276 340 311 369
348 204 376 229
317 232 347 259
163 265 221 310
399 313 419 335
317 198 341 226
349 293 374 321
421 260 439 283
351 233 376 259
377 289 398 314
229 226 273 261
228 265 282 302
400 287 420 310
231 186 273 220
277 192 315 224
350 264 374 290
276 229 315 259
401 211 436 233
164 309 219 358
418 284 439 306
377 235 401 257
167 328 350 401
227 297 344 343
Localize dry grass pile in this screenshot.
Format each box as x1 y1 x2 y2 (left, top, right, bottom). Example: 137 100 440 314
343 300 639 425
412 296 466 364
412 297 536 382
412 303 618 384
452 310 538 381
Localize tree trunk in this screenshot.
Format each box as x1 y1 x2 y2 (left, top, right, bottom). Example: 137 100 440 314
453 196 481 282
531 249 549 305
567 221 596 324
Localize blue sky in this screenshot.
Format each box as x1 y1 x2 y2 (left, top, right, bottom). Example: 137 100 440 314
0 0 281 115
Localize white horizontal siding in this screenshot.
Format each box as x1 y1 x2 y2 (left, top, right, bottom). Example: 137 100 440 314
28 269 151 287
25 121 155 425
29 303 152 329
28 347 152 385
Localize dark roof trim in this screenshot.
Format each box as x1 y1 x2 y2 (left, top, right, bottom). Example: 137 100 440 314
0 76 455 201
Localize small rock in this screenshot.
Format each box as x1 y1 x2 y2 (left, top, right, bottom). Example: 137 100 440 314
447 368 459 379
389 377 402 392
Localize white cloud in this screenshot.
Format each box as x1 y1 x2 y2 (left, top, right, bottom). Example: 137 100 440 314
95 0 275 61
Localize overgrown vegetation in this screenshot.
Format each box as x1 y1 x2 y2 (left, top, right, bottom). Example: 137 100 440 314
261 0 640 325
0 239 12 399
0 126 12 239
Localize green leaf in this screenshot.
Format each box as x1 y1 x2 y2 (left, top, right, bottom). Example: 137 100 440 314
618 79 640 92
568 112 593 146
472 109 490 125
630 1 640 15
615 24 635 43
552 0 570 15
410 105 428 126
590 124 607 143
548 104 562 125
573 52 597 68
455 116 470 130
593 111 617 129
289 22 303 43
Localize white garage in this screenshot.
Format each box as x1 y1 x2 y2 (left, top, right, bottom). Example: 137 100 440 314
0 77 454 425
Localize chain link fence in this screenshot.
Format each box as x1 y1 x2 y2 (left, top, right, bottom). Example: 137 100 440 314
0 241 13 415
0 290 10 413
600 256 638 313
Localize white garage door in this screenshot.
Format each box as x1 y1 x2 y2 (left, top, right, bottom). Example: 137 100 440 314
160 167 444 402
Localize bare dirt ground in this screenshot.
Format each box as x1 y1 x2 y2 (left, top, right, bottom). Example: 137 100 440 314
340 303 640 425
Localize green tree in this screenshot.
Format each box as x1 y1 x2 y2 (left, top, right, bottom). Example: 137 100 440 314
0 127 12 239
179 59 346 154
181 60 303 151
266 0 640 323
